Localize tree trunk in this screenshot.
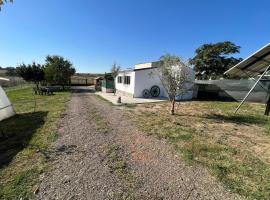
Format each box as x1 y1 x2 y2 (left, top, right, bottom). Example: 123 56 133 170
264 95 270 116
113 81 116 96
35 82 39 89
114 86 116 96
171 99 175 115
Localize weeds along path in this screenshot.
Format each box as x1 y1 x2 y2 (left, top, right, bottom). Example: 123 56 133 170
37 87 242 200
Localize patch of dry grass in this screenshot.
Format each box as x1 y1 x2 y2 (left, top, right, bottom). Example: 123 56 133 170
91 107 111 134
127 101 270 199
105 144 137 200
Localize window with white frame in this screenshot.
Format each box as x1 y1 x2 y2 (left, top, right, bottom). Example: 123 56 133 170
117 76 122 83
124 76 130 85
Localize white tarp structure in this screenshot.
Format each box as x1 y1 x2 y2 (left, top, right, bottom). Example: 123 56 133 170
0 77 15 121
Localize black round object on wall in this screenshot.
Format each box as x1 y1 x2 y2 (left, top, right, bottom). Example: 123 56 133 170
150 85 160 97
142 89 150 98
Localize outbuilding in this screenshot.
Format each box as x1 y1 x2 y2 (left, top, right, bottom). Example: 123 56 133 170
94 77 104 91
115 61 195 99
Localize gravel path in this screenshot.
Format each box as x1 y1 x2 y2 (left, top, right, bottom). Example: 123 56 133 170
37 87 242 200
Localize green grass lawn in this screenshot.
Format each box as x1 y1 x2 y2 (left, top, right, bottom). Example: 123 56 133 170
129 101 270 200
0 87 70 200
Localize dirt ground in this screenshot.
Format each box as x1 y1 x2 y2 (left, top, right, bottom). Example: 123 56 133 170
36 87 242 200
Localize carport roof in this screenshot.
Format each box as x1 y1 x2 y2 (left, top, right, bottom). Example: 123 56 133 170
225 43 270 78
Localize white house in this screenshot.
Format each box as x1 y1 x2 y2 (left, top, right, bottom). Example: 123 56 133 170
115 61 195 99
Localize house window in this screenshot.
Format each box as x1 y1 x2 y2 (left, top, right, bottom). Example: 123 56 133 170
124 76 130 85
117 76 122 83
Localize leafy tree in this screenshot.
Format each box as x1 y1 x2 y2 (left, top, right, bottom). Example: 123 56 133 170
44 55 75 89
156 54 192 115
16 62 45 88
189 41 242 79
110 62 121 95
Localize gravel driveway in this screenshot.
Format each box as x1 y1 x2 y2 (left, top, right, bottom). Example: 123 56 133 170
36 87 242 200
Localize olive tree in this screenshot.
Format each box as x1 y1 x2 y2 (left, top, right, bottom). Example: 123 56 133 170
156 54 192 115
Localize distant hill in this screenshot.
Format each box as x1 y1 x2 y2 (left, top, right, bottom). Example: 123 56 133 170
74 73 104 77
0 69 8 75
0 67 17 77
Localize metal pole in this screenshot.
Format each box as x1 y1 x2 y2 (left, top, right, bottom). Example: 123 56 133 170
235 64 270 113
243 71 269 93
264 94 270 115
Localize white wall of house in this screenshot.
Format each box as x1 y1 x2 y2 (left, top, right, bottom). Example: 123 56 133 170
115 71 135 96
134 68 167 98
134 67 195 99
176 66 195 100
115 64 195 100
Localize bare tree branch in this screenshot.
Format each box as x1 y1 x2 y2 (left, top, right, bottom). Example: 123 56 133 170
111 62 121 95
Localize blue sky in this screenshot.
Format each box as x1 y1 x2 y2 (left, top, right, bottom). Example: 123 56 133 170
0 0 269 73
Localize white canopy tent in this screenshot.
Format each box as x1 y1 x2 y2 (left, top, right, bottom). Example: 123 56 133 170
0 77 15 121
225 43 270 115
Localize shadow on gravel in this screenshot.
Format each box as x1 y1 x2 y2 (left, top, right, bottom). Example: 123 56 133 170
71 87 95 94
0 112 48 169
42 144 80 161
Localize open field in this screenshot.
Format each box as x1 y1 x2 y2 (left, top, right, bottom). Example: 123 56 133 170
0 77 27 88
71 73 103 85
127 101 270 199
0 87 70 199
